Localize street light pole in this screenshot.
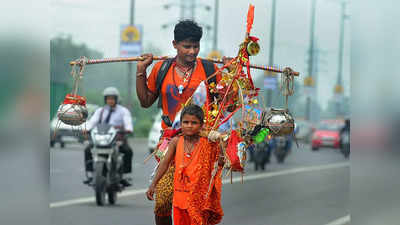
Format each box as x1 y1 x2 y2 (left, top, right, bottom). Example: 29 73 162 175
212 0 219 51
266 0 277 108
127 0 135 111
335 1 346 117
305 0 317 121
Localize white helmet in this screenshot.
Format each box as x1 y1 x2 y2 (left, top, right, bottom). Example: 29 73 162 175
103 86 120 102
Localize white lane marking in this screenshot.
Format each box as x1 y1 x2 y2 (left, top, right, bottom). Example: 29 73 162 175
50 162 349 208
50 164 143 175
324 215 350 225
223 162 349 184
50 188 148 208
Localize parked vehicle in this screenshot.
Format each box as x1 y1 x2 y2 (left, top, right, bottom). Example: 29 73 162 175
295 120 315 142
311 120 344 151
147 111 162 154
88 123 127 206
50 104 99 148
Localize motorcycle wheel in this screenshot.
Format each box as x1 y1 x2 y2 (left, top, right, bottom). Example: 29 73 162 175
275 149 286 163
276 154 285 163
94 162 106 206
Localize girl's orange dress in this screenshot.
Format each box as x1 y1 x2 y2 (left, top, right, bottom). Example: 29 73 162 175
173 136 224 225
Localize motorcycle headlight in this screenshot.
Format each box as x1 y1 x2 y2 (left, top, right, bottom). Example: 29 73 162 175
96 134 113 145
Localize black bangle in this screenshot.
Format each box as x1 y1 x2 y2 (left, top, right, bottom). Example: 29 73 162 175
136 72 146 78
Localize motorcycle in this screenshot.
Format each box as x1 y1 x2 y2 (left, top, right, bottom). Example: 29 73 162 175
273 136 291 163
253 141 271 171
88 123 126 206
340 130 350 158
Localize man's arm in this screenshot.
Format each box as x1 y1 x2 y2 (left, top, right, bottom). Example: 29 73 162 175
136 53 158 108
122 108 133 133
86 108 102 131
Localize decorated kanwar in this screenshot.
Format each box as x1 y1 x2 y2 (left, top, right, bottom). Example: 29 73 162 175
58 4 299 225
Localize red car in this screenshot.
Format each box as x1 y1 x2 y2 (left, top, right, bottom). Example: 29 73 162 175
311 120 344 150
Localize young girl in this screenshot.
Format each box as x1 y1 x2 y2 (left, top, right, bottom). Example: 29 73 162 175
146 104 224 225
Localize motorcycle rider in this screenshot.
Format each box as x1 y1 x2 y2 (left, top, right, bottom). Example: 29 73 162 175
339 118 350 148
83 87 133 187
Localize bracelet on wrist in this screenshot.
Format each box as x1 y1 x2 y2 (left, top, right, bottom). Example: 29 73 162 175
136 72 146 78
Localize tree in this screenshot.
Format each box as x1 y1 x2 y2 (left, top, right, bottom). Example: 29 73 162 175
50 35 103 118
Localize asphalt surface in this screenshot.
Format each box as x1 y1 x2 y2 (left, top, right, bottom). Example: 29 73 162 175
50 138 349 225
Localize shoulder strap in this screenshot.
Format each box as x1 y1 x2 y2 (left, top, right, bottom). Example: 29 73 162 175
201 59 216 84
200 59 218 101
156 59 218 108
156 58 174 108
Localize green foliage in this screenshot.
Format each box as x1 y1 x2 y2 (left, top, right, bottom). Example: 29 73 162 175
50 35 103 118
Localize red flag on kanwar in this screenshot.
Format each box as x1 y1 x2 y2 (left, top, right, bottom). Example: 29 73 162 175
246 4 255 34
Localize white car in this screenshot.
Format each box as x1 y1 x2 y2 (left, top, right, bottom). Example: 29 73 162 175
50 103 99 148
147 110 162 153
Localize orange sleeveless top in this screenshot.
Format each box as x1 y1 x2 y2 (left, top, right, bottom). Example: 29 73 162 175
173 136 224 225
173 136 202 209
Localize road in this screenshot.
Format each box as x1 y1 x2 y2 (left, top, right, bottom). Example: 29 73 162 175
50 139 349 225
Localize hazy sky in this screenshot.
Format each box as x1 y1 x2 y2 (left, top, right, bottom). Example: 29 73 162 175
50 0 351 109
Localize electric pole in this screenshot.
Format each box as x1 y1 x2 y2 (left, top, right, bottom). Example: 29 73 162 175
127 0 135 111
335 1 347 118
265 0 277 108
305 0 317 121
212 0 219 51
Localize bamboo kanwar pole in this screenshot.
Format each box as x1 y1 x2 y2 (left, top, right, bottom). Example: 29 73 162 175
69 56 300 76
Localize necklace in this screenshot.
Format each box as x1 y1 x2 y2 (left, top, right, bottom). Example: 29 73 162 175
175 62 195 83
178 136 200 184
172 62 194 95
183 136 199 156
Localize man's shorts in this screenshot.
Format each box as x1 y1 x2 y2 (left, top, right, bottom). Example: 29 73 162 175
154 166 175 216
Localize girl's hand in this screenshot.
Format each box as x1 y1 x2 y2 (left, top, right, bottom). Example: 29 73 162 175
146 184 156 201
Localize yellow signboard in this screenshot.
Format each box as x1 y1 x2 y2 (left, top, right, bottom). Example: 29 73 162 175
207 50 222 60
304 76 315 87
121 26 141 42
334 84 344 94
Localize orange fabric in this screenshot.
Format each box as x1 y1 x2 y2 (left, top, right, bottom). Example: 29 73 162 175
173 136 224 225
246 4 255 33
63 94 86 106
173 207 195 225
147 58 220 129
